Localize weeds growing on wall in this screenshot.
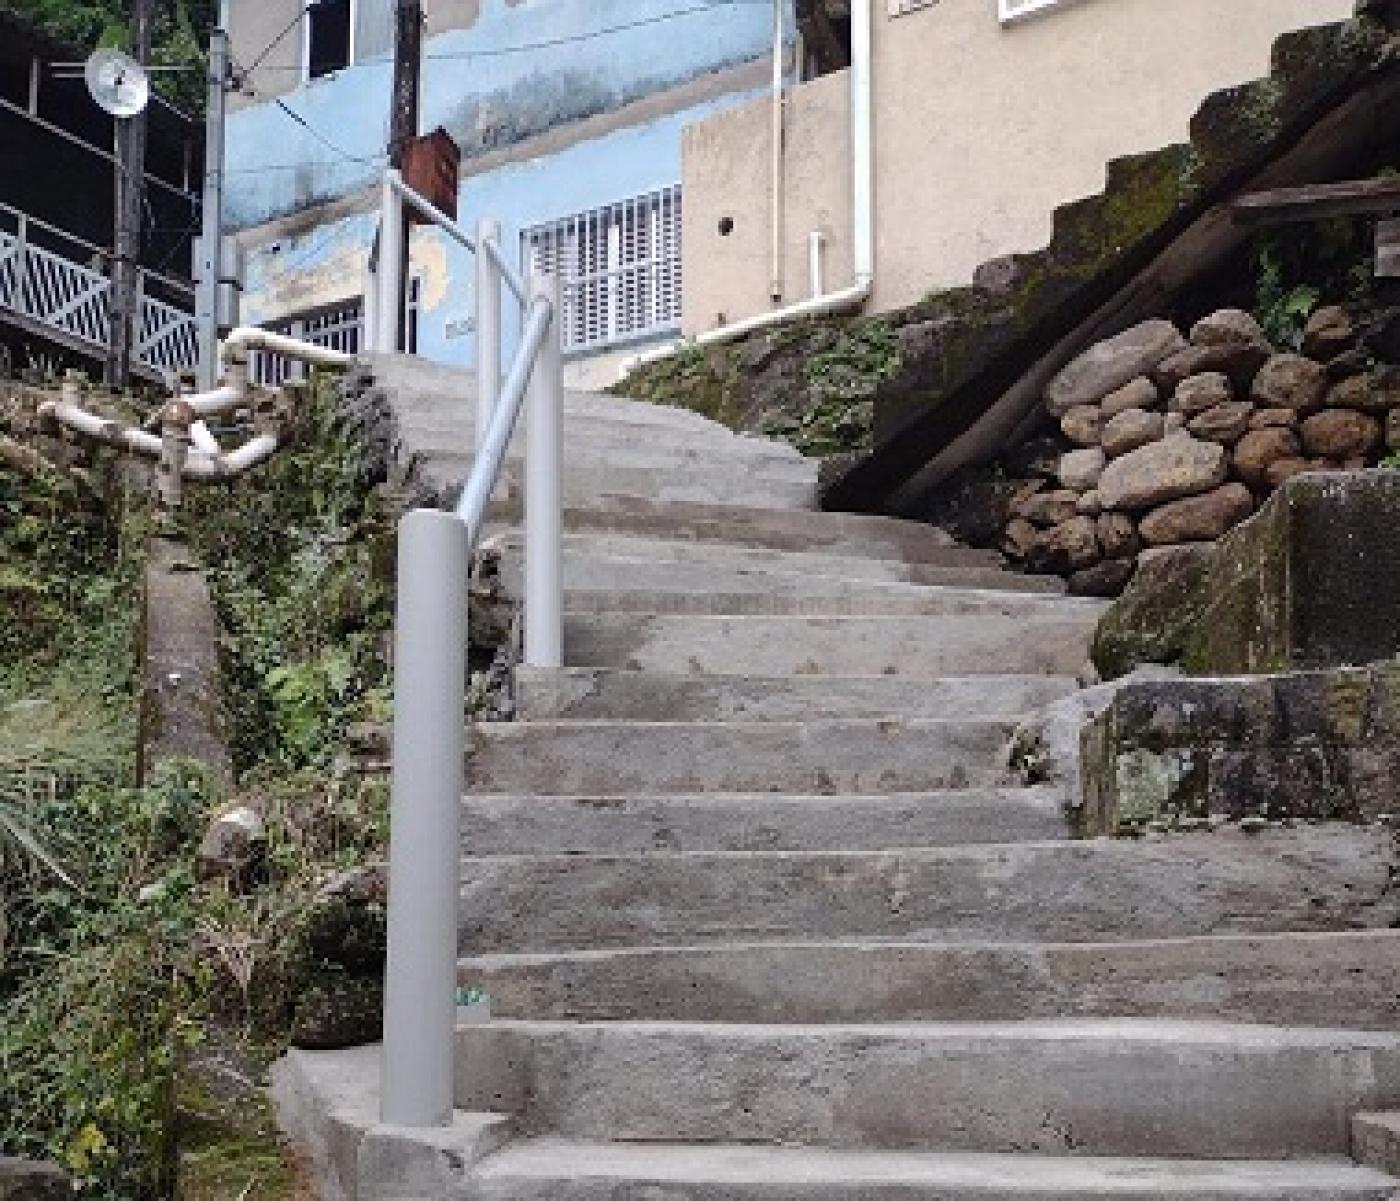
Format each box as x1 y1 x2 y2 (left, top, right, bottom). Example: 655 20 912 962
1 378 394 1197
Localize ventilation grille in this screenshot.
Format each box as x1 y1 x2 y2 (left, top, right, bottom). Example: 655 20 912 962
522 185 683 354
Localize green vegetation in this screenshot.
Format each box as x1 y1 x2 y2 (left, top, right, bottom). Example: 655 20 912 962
0 0 216 113
0 379 393 1198
1251 216 1377 350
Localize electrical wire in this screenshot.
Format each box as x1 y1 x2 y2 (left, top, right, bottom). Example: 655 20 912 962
246 0 768 73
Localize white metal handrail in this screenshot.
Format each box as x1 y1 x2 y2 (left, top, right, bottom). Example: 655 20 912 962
372 168 565 1129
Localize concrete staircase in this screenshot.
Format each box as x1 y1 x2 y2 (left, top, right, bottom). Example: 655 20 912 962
282 360 1400 1199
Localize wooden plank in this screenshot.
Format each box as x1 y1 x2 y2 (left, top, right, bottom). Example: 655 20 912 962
1379 218 1400 280
1233 177 1400 226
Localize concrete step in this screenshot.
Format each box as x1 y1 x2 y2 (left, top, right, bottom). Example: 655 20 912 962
528 571 1096 615
397 411 805 462
466 719 1017 795
490 529 1008 581
455 1018 1400 1158
462 930 1400 1029
506 495 1002 571
488 537 1083 603
1353 1112 1400 1176
468 1140 1400 1199
370 354 741 437
458 827 1399 953
561 613 1097 677
412 452 817 511
461 788 1069 856
514 667 1079 721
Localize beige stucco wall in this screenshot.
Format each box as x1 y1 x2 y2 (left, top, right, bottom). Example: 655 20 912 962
682 0 1355 333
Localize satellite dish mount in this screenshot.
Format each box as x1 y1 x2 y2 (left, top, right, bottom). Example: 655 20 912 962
84 48 151 119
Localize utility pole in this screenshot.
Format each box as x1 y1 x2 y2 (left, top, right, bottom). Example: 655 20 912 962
386 0 422 352
194 27 229 391
105 0 153 389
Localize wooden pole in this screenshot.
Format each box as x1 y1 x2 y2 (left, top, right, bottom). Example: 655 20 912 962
106 0 154 389
387 0 422 353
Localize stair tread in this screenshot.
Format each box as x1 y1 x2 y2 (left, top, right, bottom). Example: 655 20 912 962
474 1138 1398 1192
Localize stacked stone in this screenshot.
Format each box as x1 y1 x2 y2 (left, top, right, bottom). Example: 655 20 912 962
999 306 1400 596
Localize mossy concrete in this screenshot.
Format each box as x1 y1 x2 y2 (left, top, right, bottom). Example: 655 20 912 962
1078 661 1400 835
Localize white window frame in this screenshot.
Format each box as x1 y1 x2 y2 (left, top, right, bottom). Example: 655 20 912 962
521 185 683 356
303 0 357 83
998 0 1065 25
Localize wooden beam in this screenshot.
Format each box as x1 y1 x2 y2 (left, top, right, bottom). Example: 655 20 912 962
1233 176 1400 226
1379 218 1400 279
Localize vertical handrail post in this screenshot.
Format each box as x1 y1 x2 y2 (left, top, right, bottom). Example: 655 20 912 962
475 217 501 446
375 172 405 354
380 508 468 1127
14 214 29 316
524 270 564 668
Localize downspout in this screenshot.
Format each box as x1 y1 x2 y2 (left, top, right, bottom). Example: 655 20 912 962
770 0 786 305
625 0 873 370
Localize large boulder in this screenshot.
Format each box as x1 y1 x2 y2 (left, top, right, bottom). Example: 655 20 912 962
1100 376 1159 417
1169 372 1234 416
1029 516 1100 572
1139 483 1253 546
1325 369 1400 415
1058 447 1106 493
1043 320 1186 417
1100 409 1163 459
1152 342 1270 394
1068 558 1136 598
1301 305 1359 361
1060 405 1104 447
1091 543 1213 680
1233 427 1302 489
1187 401 1253 445
1299 409 1382 460
1251 353 1330 413
1096 433 1228 512
1190 308 1270 350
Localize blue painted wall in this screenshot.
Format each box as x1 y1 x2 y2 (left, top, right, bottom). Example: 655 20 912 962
226 0 781 229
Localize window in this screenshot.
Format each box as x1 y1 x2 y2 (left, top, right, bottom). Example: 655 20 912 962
306 0 353 81
521 186 683 354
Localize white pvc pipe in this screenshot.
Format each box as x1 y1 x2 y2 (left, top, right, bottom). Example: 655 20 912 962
523 270 563 669
190 420 220 456
769 0 786 304
40 401 165 457
221 327 354 370
623 0 873 372
375 173 405 354
809 230 826 299
380 508 468 1128
184 386 243 418
476 216 502 447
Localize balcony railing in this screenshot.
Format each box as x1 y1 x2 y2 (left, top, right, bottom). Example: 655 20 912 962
0 201 198 380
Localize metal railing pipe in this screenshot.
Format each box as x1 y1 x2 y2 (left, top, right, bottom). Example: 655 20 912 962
455 294 553 547
476 217 502 446
482 234 526 306
375 172 405 354
390 174 476 254
221 327 354 372
523 269 564 668
379 507 468 1128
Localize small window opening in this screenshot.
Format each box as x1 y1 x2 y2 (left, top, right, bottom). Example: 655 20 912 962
307 0 352 80
718 216 735 237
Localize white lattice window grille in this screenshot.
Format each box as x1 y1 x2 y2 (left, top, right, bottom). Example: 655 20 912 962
998 0 1065 24
521 186 683 354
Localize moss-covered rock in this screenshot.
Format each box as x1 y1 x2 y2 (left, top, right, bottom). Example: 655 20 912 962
1091 544 1212 680
1079 662 1400 835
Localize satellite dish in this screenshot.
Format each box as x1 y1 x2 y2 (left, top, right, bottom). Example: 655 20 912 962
84 48 150 118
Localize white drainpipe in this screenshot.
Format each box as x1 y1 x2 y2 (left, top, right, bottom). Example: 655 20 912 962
624 0 873 372
770 0 787 305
